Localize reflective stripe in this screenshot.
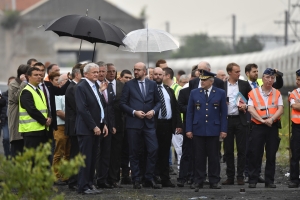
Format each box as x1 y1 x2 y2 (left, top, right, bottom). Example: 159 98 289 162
19 119 37 124
292 91 300 100
19 110 47 116
292 115 300 118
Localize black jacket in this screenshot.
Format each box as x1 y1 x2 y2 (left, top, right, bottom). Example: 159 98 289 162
0 91 8 127
65 81 77 136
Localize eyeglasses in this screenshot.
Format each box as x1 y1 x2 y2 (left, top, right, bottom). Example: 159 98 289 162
133 68 143 72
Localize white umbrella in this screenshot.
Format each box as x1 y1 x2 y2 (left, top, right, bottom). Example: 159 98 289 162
119 27 180 68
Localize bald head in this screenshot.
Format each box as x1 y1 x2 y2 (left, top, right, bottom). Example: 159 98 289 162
153 67 163 74
216 69 227 81
197 61 211 71
153 67 164 84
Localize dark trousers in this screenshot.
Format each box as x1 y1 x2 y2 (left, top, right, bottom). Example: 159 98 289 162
127 127 158 182
177 125 194 182
77 134 100 192
154 120 172 181
23 135 47 149
68 135 79 187
224 117 246 179
95 133 112 184
248 123 280 184
121 130 130 177
193 135 220 184
10 139 24 157
108 131 124 183
290 123 300 184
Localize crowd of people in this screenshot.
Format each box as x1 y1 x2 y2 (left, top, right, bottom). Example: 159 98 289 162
0 57 300 195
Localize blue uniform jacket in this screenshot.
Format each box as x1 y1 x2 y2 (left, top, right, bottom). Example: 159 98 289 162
186 86 227 136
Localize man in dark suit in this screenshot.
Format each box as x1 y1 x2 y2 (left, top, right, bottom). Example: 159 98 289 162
19 67 51 149
186 70 228 191
120 62 161 189
189 61 225 91
222 63 252 186
75 63 107 195
105 63 125 188
64 64 82 190
153 67 182 188
177 87 194 187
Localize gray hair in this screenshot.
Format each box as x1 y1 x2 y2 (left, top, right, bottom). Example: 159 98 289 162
96 61 107 68
179 74 189 82
71 68 81 79
58 73 67 84
208 77 214 82
84 63 99 73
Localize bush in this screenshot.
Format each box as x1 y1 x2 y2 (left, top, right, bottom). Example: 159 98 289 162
0 142 85 200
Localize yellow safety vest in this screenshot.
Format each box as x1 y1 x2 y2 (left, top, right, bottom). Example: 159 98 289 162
171 83 182 100
19 85 48 133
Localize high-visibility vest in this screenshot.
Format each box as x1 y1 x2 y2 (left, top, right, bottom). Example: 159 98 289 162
257 79 263 87
289 89 300 124
171 83 182 100
19 85 48 133
248 87 281 124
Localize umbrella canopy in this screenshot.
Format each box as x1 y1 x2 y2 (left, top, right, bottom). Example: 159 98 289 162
43 14 126 47
119 28 179 52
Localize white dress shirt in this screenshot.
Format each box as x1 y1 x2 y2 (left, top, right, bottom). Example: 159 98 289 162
227 81 239 115
157 84 172 119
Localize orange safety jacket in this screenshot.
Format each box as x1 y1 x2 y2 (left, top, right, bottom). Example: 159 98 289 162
248 88 281 124
289 89 300 124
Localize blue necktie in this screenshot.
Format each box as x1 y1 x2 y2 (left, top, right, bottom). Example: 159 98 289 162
92 84 105 120
251 82 258 89
140 81 146 99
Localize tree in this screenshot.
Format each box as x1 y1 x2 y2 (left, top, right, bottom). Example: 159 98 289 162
235 35 264 53
171 33 233 58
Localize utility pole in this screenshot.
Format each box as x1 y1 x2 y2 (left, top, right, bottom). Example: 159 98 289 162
274 11 289 45
232 14 236 53
166 21 170 33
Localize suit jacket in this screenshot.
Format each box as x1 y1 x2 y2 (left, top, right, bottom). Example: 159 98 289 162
65 81 76 136
113 80 124 133
178 87 190 124
44 80 70 130
224 79 252 126
186 86 227 136
120 78 161 129
155 85 183 130
75 79 105 135
189 77 225 91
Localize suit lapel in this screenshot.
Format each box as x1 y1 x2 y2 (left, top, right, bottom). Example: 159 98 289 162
145 79 150 99
85 80 101 109
199 88 206 101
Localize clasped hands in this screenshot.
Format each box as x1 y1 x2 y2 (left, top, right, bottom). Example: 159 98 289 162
261 118 273 127
134 110 154 119
93 125 108 137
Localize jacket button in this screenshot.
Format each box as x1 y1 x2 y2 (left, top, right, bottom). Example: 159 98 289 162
206 103 208 105
206 120 208 122
206 109 208 111
206 115 208 117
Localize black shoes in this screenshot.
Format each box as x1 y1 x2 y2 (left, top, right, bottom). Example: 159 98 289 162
97 182 113 189
177 180 185 187
288 182 299 188
210 183 222 189
133 181 142 189
111 182 123 188
161 180 175 188
194 183 203 192
121 176 132 185
80 189 96 195
54 179 67 185
154 176 162 184
68 185 78 190
222 179 234 185
265 183 276 188
142 180 162 189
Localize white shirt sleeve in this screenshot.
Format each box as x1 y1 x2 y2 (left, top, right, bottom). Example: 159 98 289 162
248 96 254 106
55 96 62 111
278 94 284 106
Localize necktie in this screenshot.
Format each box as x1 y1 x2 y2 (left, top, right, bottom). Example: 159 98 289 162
35 88 43 101
158 86 167 118
140 81 146 99
92 85 105 120
103 90 108 103
251 82 258 89
107 82 115 103
205 90 209 101
40 83 50 111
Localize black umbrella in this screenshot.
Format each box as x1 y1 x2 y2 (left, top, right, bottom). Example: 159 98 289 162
43 14 126 61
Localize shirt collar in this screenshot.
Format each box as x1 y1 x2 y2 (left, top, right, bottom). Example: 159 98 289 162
297 88 300 93
108 79 116 85
86 78 96 88
203 86 213 93
228 80 238 86
28 83 37 90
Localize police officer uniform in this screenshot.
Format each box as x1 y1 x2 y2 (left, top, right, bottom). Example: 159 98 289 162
288 69 300 188
186 70 228 190
247 68 283 188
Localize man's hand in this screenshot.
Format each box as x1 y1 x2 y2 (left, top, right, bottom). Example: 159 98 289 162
264 118 273 127
145 110 154 119
238 103 247 113
45 117 52 127
220 132 227 139
99 81 108 92
20 74 26 82
112 127 116 134
102 125 108 137
175 128 182 134
93 126 101 135
134 111 145 119
186 132 193 139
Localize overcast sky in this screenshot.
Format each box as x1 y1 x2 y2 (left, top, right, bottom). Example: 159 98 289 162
107 0 296 37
